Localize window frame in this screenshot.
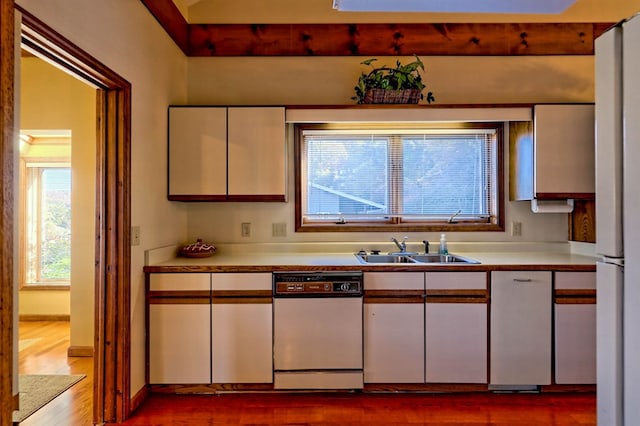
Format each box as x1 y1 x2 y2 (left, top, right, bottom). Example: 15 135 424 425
20 158 72 290
294 122 505 233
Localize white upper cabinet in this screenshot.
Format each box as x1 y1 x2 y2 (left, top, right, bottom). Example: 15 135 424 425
227 107 286 199
168 106 286 201
510 104 595 200
169 107 227 200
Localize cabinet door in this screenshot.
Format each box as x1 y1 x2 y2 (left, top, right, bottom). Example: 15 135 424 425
148 273 211 384
212 302 273 383
149 303 211 384
425 272 487 384
364 272 424 383
364 303 425 383
555 304 596 384
554 271 596 384
227 107 286 200
490 271 552 386
211 273 273 383
168 107 227 199
533 104 595 196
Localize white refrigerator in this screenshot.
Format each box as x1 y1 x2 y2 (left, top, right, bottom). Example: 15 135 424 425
595 14 640 426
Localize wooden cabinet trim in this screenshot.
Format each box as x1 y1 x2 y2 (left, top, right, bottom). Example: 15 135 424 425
364 289 424 297
426 289 487 297
212 297 273 304
554 297 596 304
426 296 489 304
212 290 272 298
554 289 596 298
364 296 424 304
148 290 211 299
148 297 211 305
554 288 596 304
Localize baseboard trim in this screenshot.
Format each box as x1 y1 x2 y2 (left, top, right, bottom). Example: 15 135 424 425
130 384 149 414
67 345 94 357
19 314 70 321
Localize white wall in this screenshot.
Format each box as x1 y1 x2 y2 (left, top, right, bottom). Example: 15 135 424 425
16 0 189 397
183 55 593 246
184 120 568 245
179 2 624 246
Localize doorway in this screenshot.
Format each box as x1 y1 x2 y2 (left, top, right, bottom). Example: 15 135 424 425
17 46 96 422
15 6 133 424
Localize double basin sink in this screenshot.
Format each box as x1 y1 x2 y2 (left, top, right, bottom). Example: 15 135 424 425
355 252 480 265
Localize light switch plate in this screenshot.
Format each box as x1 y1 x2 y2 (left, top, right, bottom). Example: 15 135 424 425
241 222 251 237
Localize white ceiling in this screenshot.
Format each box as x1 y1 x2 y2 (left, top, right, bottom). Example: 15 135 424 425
170 0 639 23
332 0 577 14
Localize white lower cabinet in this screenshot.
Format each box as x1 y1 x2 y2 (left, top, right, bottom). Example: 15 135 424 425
211 273 273 383
148 272 273 385
425 272 488 384
490 271 552 386
364 272 425 383
148 273 212 384
364 271 488 384
554 271 596 384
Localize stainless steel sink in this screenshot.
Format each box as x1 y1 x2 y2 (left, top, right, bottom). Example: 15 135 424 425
409 254 480 264
355 254 418 264
354 253 479 265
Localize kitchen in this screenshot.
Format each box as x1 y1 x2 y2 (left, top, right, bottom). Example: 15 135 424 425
2 0 640 425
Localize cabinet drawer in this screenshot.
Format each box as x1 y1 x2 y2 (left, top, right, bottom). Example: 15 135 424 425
555 271 596 290
425 272 486 290
213 273 272 291
364 272 424 290
149 273 211 291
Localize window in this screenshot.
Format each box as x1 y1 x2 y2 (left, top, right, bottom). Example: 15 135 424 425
23 163 72 286
295 123 504 232
19 131 72 288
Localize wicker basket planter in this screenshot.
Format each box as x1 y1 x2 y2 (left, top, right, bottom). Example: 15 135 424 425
363 88 422 104
353 56 434 105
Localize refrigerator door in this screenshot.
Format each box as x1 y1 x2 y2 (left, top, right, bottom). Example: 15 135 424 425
596 261 623 426
595 24 623 259
622 15 640 425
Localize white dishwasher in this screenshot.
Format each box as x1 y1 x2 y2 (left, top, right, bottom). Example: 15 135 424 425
273 271 363 390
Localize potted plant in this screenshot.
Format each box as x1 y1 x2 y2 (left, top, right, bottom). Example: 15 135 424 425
352 55 435 104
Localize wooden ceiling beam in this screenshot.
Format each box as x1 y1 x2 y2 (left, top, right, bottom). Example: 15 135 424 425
140 1 613 56
189 22 613 56
141 0 189 54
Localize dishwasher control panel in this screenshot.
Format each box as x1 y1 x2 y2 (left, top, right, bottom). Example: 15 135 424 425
273 272 363 296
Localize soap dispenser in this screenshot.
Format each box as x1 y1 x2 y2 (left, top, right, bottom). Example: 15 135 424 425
438 233 448 255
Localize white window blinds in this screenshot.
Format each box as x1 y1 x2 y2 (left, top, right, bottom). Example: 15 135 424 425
301 127 497 223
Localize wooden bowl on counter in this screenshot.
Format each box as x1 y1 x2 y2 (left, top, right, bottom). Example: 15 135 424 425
180 239 216 258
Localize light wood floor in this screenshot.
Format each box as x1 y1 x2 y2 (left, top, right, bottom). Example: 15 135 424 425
17 321 93 426
16 321 596 426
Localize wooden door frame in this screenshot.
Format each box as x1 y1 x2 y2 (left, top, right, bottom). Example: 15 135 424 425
0 0 17 424
2 4 132 425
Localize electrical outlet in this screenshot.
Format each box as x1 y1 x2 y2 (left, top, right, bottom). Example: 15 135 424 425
131 226 141 246
272 222 287 237
511 221 522 237
241 222 251 237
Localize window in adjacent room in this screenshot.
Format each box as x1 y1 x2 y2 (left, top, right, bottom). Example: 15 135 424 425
19 132 72 288
295 123 504 232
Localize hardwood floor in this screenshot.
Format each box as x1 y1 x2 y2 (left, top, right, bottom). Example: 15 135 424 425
111 392 595 425
17 321 93 426
16 321 596 425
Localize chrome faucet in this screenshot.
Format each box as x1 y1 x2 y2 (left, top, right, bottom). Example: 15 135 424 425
391 236 408 253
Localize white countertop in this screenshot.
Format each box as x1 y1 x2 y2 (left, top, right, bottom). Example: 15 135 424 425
146 242 599 270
